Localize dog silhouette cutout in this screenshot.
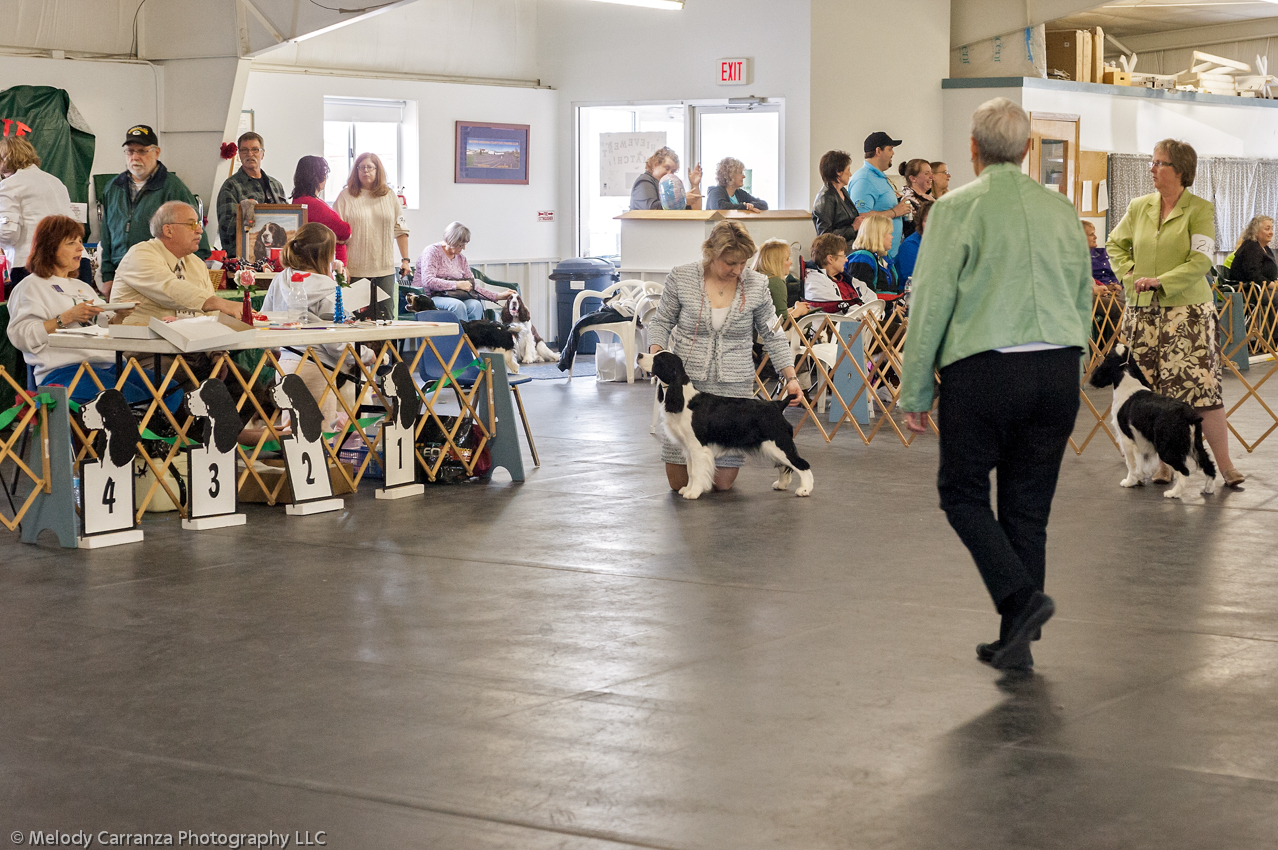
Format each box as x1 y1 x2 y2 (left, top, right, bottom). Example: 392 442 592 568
270 374 334 503
80 389 138 534
186 378 241 518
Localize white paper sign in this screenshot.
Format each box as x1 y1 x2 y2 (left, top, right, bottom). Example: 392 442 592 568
282 437 333 503
1082 180 1093 211
1097 179 1109 212
600 132 667 197
81 460 134 535
187 445 237 518
70 202 88 221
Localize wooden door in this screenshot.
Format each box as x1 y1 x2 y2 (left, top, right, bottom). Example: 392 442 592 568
1027 113 1081 212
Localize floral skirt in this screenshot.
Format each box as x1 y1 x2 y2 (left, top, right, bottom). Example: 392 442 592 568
1119 300 1223 409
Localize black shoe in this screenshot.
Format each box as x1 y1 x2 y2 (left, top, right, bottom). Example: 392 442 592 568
991 592 1054 671
978 639 1033 668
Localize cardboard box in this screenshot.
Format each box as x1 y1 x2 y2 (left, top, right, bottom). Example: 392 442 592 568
1047 30 1087 81
1103 67 1132 86
149 313 256 352
949 25 1046 79
107 324 159 340
1091 27 1105 83
237 459 355 503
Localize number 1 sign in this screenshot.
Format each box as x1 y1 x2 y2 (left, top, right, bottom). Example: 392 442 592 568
78 390 143 547
375 362 424 500
183 379 247 530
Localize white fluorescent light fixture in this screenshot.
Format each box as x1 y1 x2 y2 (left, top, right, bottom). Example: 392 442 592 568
589 0 685 10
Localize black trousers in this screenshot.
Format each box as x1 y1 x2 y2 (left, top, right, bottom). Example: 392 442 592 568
937 347 1081 608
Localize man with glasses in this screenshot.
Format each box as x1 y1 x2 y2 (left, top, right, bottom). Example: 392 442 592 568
216 132 287 259
100 125 210 297
112 202 241 325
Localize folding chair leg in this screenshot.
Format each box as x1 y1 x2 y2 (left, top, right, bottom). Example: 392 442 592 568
510 384 539 467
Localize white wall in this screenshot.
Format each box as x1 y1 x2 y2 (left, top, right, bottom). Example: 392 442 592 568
241 69 559 327
811 0 950 198
0 55 159 240
536 0 812 261
941 84 1022 190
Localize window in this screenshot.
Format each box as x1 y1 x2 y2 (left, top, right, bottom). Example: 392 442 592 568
322 97 419 208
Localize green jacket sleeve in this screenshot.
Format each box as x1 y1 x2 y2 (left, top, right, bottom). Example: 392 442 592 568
1156 202 1214 301
1105 202 1137 297
767 277 787 317
216 177 242 256
99 187 120 280
168 176 212 261
899 203 963 412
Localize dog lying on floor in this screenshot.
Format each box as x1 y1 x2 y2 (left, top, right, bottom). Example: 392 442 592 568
1088 343 1218 500
639 350 813 500
500 293 558 364
460 319 520 375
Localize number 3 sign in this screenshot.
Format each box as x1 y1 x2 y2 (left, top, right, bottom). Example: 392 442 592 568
78 389 143 546
183 378 247 530
270 375 343 515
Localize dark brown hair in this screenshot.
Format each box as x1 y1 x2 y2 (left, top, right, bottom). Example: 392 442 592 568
915 200 934 232
292 155 330 200
818 150 852 186
346 152 390 197
282 222 337 276
237 132 265 150
811 233 847 269
26 215 85 278
898 158 931 185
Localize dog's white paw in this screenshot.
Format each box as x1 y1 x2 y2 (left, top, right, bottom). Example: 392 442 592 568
772 479 789 491
1203 476 1219 495
794 471 814 497
679 485 704 500
794 485 812 497
1120 476 1143 488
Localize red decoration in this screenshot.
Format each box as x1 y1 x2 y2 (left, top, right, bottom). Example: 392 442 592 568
291 272 310 282
240 289 255 326
220 142 238 160
208 249 227 264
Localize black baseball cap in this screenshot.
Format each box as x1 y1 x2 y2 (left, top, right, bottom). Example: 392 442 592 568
864 131 902 154
122 124 159 147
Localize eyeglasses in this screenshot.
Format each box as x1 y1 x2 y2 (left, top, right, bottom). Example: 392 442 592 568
238 146 263 155
168 220 203 232
934 170 949 176
124 147 156 157
1151 159 1174 169
357 164 378 172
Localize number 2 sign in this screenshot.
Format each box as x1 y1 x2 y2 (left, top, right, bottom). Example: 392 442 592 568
271 375 343 515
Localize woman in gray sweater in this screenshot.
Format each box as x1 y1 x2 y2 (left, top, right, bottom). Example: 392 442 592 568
648 220 799 492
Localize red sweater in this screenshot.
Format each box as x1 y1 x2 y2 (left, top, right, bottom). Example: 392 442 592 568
295 195 351 263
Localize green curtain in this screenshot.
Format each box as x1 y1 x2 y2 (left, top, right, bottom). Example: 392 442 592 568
0 86 96 214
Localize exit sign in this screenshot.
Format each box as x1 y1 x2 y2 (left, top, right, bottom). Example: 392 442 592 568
718 57 752 86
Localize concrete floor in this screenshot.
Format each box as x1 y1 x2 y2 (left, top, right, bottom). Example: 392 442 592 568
4 374 1278 849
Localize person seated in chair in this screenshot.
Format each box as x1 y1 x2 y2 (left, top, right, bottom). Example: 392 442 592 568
1229 215 1277 285
706 158 768 211
413 221 513 322
803 233 869 314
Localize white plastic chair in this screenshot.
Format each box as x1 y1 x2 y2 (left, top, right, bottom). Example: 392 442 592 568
566 279 657 384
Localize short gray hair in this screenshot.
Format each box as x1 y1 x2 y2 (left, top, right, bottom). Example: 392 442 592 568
443 221 471 248
971 97 1030 166
150 201 195 238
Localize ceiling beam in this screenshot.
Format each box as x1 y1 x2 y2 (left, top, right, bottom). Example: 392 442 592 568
1120 17 1278 54
951 0 1103 48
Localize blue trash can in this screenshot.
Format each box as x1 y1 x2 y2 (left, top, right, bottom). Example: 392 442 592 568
551 258 619 354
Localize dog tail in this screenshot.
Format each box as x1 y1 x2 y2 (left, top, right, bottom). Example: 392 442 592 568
1192 418 1216 479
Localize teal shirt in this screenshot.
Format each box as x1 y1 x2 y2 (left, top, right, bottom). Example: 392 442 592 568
899 163 1093 412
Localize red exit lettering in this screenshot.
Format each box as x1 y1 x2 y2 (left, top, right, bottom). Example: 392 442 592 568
720 61 742 82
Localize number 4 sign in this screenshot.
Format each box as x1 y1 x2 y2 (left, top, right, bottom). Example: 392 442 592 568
270 375 343 516
183 379 247 530
78 390 143 548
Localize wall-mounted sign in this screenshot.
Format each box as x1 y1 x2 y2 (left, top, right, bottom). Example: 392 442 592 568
538 210 554 222
718 58 753 86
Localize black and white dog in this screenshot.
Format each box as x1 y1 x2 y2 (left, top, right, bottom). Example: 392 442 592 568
500 292 558 364
638 350 813 500
462 319 520 374
1089 343 1218 500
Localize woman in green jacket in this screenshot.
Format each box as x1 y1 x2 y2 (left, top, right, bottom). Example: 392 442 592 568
1106 139 1244 486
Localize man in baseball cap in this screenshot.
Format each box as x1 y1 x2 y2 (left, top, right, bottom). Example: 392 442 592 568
99 124 209 296
848 131 911 260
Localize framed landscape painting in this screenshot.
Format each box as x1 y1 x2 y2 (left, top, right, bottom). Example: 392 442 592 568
455 121 529 185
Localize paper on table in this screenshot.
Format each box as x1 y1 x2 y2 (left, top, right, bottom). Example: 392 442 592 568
1098 179 1108 212
55 324 110 337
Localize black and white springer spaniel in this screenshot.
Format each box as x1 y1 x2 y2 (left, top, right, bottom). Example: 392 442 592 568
1089 343 1218 500
639 350 813 500
501 293 559 365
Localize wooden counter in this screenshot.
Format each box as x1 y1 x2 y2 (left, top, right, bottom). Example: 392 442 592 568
615 209 815 272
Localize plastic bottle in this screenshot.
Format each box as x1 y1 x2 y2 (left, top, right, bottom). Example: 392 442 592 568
286 274 309 324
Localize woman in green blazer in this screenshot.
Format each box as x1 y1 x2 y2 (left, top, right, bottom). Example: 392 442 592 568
1106 139 1244 486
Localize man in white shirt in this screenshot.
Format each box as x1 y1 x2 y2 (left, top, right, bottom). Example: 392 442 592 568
111 202 241 325
0 135 73 295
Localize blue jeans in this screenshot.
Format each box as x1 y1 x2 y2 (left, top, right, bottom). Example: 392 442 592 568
43 362 184 412
433 296 485 322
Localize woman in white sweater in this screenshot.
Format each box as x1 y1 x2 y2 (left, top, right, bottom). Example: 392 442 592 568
6 215 167 406
0 136 72 295
333 153 409 320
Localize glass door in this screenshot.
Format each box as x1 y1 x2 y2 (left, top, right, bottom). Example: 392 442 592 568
693 104 781 210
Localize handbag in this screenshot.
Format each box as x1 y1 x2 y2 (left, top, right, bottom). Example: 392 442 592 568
416 414 491 482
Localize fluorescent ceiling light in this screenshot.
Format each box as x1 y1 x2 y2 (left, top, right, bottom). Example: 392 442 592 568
589 0 685 10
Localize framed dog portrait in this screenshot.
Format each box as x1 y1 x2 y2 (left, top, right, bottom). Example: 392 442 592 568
455 121 529 185
236 204 307 264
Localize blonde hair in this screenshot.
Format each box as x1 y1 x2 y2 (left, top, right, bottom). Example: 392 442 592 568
752 239 791 278
282 222 337 276
1081 220 1096 233
701 220 756 270
645 146 679 174
1235 215 1273 250
0 135 41 171
851 215 893 256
